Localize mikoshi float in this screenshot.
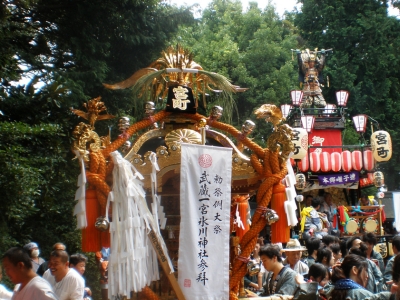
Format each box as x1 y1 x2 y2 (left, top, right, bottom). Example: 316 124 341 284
70 46 392 300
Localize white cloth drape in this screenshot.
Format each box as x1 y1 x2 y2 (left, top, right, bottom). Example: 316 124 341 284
107 151 172 297
73 150 88 229
178 144 232 300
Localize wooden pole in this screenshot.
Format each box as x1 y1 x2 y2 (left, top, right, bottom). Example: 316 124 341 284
148 230 186 300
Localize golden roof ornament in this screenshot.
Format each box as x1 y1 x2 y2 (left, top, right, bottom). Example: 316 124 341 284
102 45 248 113
70 96 115 128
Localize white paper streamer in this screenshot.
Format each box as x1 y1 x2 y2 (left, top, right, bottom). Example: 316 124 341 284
108 151 173 298
73 150 88 229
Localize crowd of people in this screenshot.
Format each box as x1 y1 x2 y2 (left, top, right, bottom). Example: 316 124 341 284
0 242 91 300
243 192 400 300
244 233 400 299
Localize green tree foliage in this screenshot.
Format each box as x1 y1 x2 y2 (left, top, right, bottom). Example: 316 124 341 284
295 0 400 189
171 0 299 141
0 0 193 295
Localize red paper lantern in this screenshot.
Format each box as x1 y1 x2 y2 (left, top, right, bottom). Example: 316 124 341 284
341 150 352 172
351 150 363 171
331 152 342 172
310 152 321 172
298 155 309 172
320 152 331 172
363 150 375 171
367 172 374 181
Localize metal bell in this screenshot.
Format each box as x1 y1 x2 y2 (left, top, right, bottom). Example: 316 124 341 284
247 261 260 276
265 209 279 224
95 216 110 232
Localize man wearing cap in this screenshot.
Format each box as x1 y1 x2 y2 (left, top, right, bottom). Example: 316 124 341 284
2 247 58 300
259 244 298 297
23 242 45 273
282 239 309 275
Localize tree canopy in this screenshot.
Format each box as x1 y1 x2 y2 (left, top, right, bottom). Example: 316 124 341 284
0 0 194 296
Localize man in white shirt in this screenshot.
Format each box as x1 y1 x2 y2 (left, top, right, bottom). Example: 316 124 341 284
43 250 84 300
2 247 57 300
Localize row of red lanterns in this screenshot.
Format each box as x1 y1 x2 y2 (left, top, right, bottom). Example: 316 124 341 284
293 150 374 173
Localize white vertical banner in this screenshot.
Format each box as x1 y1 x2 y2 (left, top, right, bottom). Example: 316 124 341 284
178 143 232 300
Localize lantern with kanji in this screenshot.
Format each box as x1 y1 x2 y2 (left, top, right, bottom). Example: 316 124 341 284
373 171 385 187
291 128 308 160
295 173 306 190
371 131 392 162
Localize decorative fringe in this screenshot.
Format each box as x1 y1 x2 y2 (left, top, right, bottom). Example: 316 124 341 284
236 201 250 241
82 189 101 252
271 183 290 243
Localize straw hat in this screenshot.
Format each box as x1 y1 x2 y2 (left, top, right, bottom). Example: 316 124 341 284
282 239 306 252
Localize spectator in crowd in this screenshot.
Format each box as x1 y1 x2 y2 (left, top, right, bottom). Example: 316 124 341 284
2 247 57 300
358 195 378 207
0 264 13 300
304 195 313 208
301 198 329 239
305 238 321 268
346 236 362 252
23 242 45 273
43 250 84 300
259 245 298 296
318 193 337 232
321 235 339 247
316 247 334 271
391 254 400 296
384 235 400 286
329 254 391 300
348 242 386 293
307 263 330 288
282 239 309 275
37 243 66 276
362 232 385 272
69 253 92 300
296 263 330 300
329 243 343 264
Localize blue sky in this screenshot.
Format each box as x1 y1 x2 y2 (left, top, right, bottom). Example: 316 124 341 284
168 0 300 17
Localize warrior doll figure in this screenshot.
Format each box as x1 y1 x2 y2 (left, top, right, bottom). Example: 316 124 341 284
296 48 330 108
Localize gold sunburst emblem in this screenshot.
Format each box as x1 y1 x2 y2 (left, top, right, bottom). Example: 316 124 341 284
165 129 202 147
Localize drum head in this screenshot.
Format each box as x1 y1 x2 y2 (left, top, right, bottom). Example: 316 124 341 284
363 217 378 233
345 218 359 235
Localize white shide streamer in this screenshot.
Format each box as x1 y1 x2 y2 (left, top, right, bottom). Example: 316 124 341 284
73 149 88 229
108 151 173 298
